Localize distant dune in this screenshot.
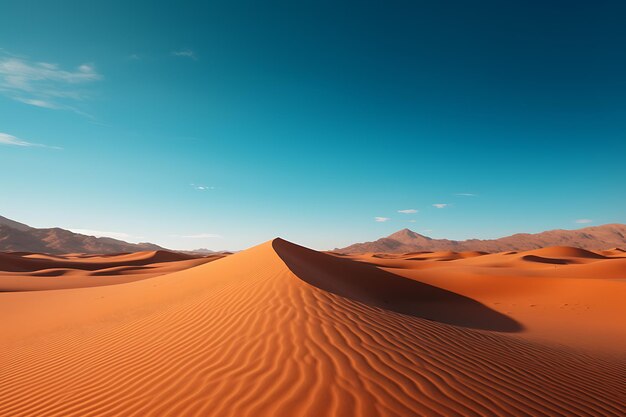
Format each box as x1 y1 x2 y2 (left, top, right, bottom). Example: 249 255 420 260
0 250 225 291
1 239 624 416
337 223 626 253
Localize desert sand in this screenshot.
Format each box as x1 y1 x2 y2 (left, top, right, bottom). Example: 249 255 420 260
0 250 224 291
0 240 624 416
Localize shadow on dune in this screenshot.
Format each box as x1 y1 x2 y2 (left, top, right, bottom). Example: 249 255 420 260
273 239 523 333
521 255 573 265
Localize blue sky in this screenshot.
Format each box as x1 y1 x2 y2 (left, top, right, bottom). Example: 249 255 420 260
1 1 625 250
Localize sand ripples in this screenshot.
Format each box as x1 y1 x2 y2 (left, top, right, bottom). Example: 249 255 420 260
1 240 624 416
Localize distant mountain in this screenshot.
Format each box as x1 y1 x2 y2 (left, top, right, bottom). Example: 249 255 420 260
335 224 626 253
0 215 33 232
0 215 166 254
185 248 218 255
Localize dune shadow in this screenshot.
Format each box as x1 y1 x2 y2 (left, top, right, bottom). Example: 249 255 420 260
521 255 573 265
30 269 73 277
273 239 523 333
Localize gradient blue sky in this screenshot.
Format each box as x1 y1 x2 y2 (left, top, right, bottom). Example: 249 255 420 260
1 1 625 250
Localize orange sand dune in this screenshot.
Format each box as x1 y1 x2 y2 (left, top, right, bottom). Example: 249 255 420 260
599 247 626 257
346 246 626 352
521 246 608 259
0 240 624 416
0 250 224 291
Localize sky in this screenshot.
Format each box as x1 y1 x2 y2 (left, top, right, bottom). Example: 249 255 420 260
1 0 625 251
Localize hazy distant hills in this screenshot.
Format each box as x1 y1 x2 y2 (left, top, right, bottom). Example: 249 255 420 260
336 224 626 253
179 248 236 256
4 213 625 256
0 215 165 254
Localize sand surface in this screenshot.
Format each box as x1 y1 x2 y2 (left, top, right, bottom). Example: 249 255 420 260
0 240 624 416
0 250 224 291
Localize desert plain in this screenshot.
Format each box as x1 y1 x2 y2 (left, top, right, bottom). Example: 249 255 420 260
0 240 625 416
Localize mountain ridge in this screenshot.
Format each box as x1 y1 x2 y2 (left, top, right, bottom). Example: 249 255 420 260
0 215 33 232
0 216 166 254
336 223 626 253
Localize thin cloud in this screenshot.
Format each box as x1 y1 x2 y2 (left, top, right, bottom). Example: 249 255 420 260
374 217 390 222
0 53 101 113
191 183 215 191
408 220 416 223
0 132 61 149
172 49 197 60
455 193 476 197
432 203 448 209
397 209 418 214
70 229 139 240
177 233 222 238
575 219 593 224
14 97 58 109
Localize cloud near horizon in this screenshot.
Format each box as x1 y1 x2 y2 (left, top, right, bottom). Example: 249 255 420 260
455 193 476 197
70 228 140 240
397 209 418 214
177 233 222 238
0 53 101 113
575 219 593 224
374 217 390 222
432 203 448 209
0 132 60 149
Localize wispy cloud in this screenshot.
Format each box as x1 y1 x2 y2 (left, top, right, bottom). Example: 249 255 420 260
14 97 59 109
432 203 448 209
397 209 418 214
176 233 222 238
455 193 476 197
172 49 197 60
575 219 593 224
191 183 215 191
0 53 101 114
70 229 140 240
408 220 416 223
0 132 60 149
374 217 390 222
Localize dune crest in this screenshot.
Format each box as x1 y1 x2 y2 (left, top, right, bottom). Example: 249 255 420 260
273 238 522 331
522 246 607 259
1 239 624 416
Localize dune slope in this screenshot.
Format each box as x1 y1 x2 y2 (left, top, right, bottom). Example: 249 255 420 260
0 239 624 417
0 250 223 291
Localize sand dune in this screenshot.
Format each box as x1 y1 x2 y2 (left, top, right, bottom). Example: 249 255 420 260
345 247 626 352
0 240 624 416
0 250 223 291
600 247 626 256
522 246 607 259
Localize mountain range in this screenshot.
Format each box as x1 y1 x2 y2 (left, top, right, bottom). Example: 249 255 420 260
3 214 625 255
336 224 626 253
0 215 165 254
